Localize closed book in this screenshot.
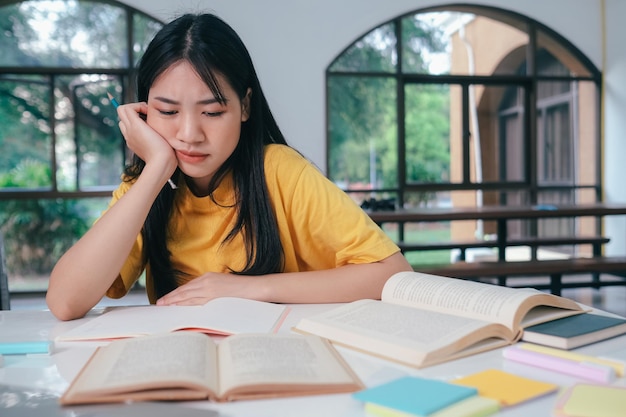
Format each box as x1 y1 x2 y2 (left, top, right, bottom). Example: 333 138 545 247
522 313 626 349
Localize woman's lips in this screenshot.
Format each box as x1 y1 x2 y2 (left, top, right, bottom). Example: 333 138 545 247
176 150 208 163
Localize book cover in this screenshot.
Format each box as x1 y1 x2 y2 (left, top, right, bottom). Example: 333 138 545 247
451 369 558 406
522 313 626 349
352 376 477 416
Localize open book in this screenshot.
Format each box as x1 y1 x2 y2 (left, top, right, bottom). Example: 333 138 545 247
57 297 289 341
60 332 363 405
293 271 585 369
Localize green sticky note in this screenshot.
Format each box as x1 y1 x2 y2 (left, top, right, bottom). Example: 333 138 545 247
560 384 626 417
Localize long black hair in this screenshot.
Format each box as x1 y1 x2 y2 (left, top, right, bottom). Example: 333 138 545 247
124 13 287 298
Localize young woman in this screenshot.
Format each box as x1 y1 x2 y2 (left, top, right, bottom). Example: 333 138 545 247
46 13 412 321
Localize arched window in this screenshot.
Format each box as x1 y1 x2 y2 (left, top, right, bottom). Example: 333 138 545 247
0 0 163 291
326 5 601 264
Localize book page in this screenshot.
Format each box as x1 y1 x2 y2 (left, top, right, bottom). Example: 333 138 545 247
294 300 512 368
217 334 359 397
381 271 580 329
63 332 218 400
57 297 289 341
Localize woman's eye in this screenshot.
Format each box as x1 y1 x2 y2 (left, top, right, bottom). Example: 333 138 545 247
158 110 177 116
204 111 224 117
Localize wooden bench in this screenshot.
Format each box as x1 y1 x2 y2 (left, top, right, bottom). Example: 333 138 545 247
397 235 610 260
414 256 626 296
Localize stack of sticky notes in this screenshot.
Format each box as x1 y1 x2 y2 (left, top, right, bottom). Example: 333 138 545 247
553 383 626 417
352 376 500 417
503 343 624 383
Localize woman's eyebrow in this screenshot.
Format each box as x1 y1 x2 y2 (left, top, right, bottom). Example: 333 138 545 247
152 96 223 105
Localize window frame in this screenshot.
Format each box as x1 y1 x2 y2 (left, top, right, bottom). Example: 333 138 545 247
0 0 163 294
326 5 602 207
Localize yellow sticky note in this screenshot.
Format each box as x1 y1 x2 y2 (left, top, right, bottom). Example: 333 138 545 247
431 396 500 417
452 369 558 406
559 384 626 417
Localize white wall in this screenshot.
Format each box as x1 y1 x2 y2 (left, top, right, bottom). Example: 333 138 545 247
120 0 626 251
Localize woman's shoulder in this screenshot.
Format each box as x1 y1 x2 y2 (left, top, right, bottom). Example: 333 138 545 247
264 143 304 160
264 144 314 172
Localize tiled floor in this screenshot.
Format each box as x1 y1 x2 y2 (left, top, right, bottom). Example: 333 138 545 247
9 274 626 317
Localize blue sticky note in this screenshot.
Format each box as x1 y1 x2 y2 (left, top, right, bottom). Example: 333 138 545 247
0 341 50 355
353 376 477 416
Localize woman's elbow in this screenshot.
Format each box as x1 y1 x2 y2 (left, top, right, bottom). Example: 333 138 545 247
46 289 87 321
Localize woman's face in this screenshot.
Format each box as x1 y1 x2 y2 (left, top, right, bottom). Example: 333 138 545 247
146 60 250 195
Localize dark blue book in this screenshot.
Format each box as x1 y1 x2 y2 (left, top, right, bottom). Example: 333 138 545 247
522 313 626 349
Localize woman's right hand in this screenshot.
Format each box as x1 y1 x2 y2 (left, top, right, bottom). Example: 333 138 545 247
116 102 178 176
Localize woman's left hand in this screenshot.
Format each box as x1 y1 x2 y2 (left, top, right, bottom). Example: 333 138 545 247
155 272 259 306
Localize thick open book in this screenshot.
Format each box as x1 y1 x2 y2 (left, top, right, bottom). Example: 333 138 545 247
293 271 585 369
56 297 289 341
60 332 363 404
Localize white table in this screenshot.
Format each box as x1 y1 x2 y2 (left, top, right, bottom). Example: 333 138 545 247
1 304 625 416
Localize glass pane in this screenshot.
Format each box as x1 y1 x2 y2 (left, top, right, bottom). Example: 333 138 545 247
405 83 451 185
401 12 450 74
449 84 515 186
133 12 163 65
494 85 527 182
402 11 529 76
536 80 597 187
575 80 599 186
0 0 128 68
537 30 593 77
0 75 52 189
0 197 109 292
329 23 397 72
352 190 398 212
327 76 397 190
55 75 125 191
0 3 39 67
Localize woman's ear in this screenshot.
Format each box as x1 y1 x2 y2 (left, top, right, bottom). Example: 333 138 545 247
241 88 252 122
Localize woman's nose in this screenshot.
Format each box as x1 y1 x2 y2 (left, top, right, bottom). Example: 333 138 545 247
175 114 205 144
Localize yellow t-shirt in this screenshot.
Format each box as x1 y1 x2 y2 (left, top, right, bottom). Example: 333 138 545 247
106 144 400 302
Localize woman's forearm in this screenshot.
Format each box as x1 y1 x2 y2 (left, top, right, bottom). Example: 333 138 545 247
253 251 413 304
46 164 172 320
